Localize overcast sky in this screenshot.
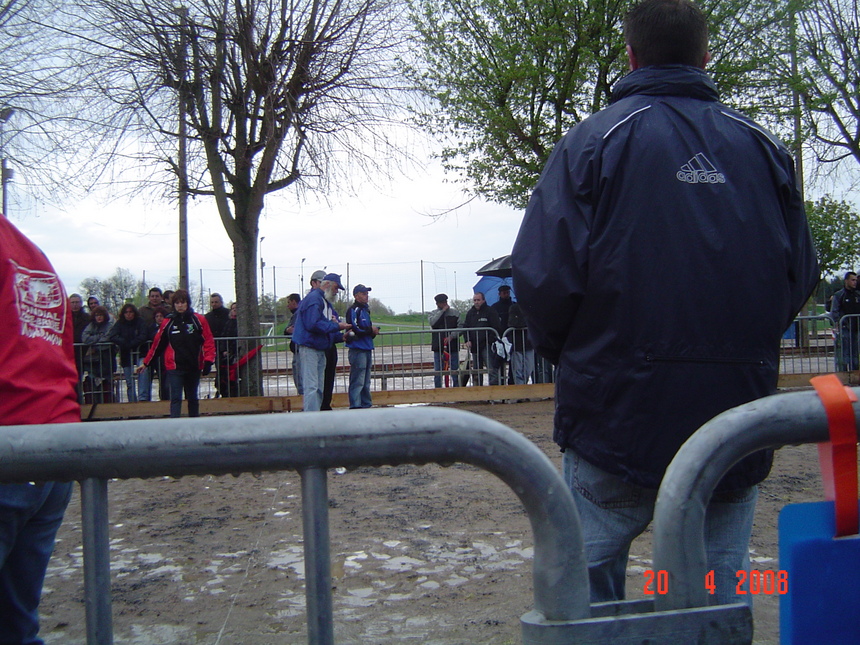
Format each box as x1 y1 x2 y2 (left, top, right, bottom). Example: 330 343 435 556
10 157 524 315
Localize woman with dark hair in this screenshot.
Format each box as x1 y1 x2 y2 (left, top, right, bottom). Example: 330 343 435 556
137 290 215 417
109 303 149 402
81 305 115 403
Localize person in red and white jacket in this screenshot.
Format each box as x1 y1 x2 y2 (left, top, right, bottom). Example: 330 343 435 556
137 289 215 418
0 214 80 643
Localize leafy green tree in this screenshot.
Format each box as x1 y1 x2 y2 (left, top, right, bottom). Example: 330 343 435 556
805 196 860 277
407 0 788 209
369 297 395 316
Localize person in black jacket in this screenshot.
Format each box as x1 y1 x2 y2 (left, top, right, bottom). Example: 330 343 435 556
829 272 860 371
136 290 216 418
512 0 819 606
205 293 231 397
109 303 149 402
462 292 502 386
429 293 460 388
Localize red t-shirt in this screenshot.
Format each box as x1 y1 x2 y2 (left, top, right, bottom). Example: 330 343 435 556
0 216 80 425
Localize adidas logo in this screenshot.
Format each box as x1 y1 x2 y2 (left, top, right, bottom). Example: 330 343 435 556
676 153 726 184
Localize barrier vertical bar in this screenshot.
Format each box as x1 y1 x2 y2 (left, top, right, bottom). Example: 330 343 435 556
300 466 334 645
80 477 113 645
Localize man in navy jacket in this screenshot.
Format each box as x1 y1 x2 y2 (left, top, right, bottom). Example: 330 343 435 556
512 0 819 605
345 284 379 408
292 273 351 411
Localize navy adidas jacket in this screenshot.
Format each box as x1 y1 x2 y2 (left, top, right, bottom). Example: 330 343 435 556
512 65 819 490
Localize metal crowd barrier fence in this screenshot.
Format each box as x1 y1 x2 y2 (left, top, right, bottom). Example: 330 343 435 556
74 327 557 405
652 387 854 611
75 312 853 406
778 313 860 382
0 408 589 645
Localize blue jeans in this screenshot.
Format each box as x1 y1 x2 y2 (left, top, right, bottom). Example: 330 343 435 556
137 363 151 401
472 344 501 386
122 365 138 402
299 345 327 411
292 351 303 395
348 348 373 409
837 327 860 371
563 451 756 606
511 349 535 385
0 481 73 645
433 349 460 388
166 369 201 418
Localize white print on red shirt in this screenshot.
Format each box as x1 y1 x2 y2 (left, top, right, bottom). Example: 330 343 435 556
10 259 67 346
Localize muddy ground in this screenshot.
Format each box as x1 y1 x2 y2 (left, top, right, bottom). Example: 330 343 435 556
39 399 822 644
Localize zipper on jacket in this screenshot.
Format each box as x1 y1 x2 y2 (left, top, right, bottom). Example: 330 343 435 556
645 354 766 366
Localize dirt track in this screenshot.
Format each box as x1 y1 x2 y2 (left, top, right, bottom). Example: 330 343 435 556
39 399 822 644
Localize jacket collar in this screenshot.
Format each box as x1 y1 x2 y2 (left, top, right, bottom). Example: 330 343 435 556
611 65 719 104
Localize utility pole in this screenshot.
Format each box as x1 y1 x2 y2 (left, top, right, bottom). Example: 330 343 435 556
175 7 190 290
0 107 16 217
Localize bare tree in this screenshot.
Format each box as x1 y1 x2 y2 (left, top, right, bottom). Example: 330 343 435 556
793 0 860 170
0 0 92 211
80 267 145 314
64 0 409 338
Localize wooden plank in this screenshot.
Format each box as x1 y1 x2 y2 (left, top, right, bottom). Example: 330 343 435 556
778 372 853 388
79 384 555 420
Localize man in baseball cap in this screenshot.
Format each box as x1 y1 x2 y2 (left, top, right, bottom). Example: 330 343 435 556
322 273 345 291
345 284 379 408
292 270 350 411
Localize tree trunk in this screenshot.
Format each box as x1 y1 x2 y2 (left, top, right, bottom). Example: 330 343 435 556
233 216 263 396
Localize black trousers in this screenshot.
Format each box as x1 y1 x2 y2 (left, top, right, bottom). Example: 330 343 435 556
321 345 337 410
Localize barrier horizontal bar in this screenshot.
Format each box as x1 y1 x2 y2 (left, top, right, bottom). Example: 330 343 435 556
653 388 853 611
0 407 590 624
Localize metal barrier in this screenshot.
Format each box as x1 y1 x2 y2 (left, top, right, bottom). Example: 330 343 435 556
0 408 589 644
75 327 557 406
652 387 850 612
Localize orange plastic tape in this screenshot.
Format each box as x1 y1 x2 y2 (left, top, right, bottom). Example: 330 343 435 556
811 375 859 537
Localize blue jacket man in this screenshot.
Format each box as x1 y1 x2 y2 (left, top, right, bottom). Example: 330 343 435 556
512 0 819 606
345 284 379 408
292 273 350 411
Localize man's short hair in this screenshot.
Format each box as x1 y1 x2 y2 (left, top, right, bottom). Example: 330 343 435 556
288 293 301 303
69 293 82 300
211 293 222 299
624 0 708 68
149 287 163 296
845 271 857 280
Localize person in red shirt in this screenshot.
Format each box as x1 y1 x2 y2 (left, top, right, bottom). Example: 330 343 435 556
0 214 80 643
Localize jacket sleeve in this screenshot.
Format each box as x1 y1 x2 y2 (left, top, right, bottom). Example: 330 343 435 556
143 319 170 366
133 319 149 348
512 132 593 363
107 323 126 349
352 307 373 337
428 308 444 328
301 294 340 336
831 289 844 323
198 314 216 363
785 161 820 327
